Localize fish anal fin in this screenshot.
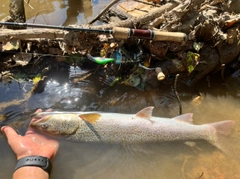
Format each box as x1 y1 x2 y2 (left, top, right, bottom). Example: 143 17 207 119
136 106 154 121
173 113 193 123
79 113 101 124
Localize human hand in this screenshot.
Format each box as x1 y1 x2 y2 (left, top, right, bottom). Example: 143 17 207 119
1 109 59 161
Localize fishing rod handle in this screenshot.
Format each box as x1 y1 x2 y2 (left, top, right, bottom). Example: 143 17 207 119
112 27 187 42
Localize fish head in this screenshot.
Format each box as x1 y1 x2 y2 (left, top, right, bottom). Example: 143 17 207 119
30 114 80 136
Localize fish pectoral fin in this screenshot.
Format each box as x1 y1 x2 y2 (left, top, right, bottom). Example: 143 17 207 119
172 113 193 123
184 141 196 147
79 113 101 124
135 106 154 121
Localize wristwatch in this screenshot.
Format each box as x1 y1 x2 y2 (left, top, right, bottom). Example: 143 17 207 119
15 156 52 175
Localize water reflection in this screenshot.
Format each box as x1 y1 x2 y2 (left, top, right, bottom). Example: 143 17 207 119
1 0 102 25
62 0 93 25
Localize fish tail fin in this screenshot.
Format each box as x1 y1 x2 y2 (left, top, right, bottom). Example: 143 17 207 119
208 120 234 154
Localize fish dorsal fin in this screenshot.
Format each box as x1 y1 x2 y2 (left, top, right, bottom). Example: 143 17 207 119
172 113 193 123
136 106 154 120
79 113 101 124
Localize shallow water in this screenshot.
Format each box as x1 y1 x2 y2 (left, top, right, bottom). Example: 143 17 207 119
1 65 240 179
1 0 240 178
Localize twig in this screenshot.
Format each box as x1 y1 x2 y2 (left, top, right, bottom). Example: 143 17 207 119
33 9 49 24
174 74 182 115
24 0 34 9
221 64 225 83
132 0 161 7
88 0 120 25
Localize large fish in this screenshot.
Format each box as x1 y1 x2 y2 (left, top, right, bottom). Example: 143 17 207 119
30 107 234 152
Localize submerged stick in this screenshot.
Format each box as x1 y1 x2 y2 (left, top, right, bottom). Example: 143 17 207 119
173 74 182 115
24 0 34 9
9 0 26 25
89 0 120 25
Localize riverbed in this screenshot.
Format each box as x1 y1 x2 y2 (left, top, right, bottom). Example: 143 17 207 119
1 1 240 179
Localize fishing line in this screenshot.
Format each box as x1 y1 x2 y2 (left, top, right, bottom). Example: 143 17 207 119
1 51 67 58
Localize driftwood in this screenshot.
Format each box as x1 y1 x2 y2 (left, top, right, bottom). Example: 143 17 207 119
0 29 66 41
94 2 178 29
142 0 192 29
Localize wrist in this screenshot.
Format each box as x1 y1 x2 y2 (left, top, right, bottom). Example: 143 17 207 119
13 166 49 179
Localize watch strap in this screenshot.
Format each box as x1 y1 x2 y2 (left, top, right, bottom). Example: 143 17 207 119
15 156 52 175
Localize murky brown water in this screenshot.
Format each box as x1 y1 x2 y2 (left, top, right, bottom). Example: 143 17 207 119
1 1 240 179
0 0 109 25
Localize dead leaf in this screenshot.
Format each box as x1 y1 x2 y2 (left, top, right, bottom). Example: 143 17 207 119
12 53 32 66
2 40 20 51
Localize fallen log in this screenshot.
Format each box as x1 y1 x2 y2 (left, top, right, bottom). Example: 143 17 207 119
93 2 179 29
0 29 66 41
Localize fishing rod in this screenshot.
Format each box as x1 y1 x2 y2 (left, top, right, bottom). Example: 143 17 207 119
0 22 187 42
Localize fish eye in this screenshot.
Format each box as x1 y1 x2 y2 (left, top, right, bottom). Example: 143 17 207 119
40 123 48 129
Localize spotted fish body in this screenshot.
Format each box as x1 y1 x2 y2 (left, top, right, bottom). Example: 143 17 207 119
31 107 234 151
